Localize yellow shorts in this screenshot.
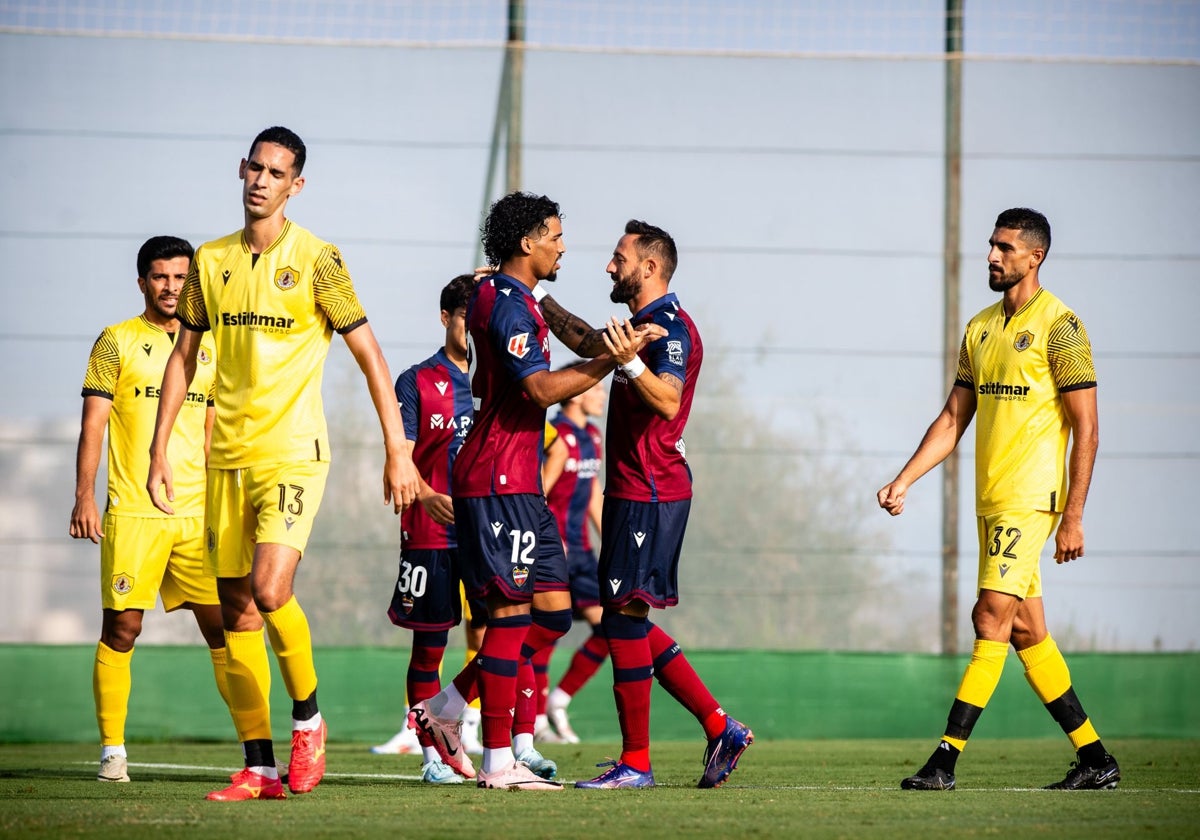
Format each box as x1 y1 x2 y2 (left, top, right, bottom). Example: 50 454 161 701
976 510 1058 599
100 512 218 611
205 461 329 578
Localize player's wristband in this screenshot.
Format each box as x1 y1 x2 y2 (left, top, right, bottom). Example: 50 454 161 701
620 356 647 379
531 283 548 302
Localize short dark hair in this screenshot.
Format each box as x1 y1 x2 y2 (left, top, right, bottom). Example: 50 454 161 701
481 192 561 267
440 274 476 313
995 207 1051 255
625 219 678 281
248 126 307 175
136 236 194 279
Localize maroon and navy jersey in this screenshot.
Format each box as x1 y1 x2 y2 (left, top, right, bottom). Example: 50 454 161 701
452 273 551 497
395 348 473 549
546 414 603 551
605 293 702 503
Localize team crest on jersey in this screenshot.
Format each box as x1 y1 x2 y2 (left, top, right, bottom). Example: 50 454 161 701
198 347 212 365
512 566 530 587
400 595 415 614
667 340 683 366
1013 331 1033 352
111 574 133 595
508 333 530 358
274 266 299 291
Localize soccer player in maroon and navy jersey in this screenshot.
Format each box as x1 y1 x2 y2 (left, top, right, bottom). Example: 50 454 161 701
375 275 476 783
407 193 660 791
574 220 754 790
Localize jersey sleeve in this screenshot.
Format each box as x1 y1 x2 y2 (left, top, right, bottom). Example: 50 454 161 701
646 312 690 381
394 366 420 442
313 244 367 334
1047 311 1097 392
953 333 973 389
491 295 550 379
176 261 210 332
81 327 120 399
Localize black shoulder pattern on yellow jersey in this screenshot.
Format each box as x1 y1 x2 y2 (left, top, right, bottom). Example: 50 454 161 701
954 333 973 389
1047 310 1097 393
177 259 210 332
313 244 366 334
81 327 120 399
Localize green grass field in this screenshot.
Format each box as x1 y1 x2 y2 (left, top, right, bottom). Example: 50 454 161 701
2 738 1197 838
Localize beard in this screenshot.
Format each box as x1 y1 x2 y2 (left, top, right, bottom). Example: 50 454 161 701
609 271 641 304
988 267 1021 292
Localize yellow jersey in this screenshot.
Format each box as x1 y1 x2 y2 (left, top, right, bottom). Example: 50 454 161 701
82 315 216 517
956 288 1097 515
177 220 366 469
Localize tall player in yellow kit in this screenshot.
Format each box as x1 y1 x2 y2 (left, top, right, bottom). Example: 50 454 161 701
878 208 1119 791
148 127 419 801
71 236 234 784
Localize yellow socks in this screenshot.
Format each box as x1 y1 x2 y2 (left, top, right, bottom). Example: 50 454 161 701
93 642 133 746
1018 635 1100 751
224 628 272 741
942 639 1009 751
262 596 318 703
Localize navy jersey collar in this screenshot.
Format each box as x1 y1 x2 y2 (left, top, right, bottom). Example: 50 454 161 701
632 292 679 322
492 272 538 300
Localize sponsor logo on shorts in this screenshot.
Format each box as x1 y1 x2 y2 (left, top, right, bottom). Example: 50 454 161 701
513 566 529 587
111 573 133 595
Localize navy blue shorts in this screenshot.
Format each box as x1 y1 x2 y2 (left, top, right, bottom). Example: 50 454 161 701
566 547 600 610
455 494 568 603
598 497 690 609
386 548 462 631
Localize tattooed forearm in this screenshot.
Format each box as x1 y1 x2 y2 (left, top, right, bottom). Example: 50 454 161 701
541 294 607 357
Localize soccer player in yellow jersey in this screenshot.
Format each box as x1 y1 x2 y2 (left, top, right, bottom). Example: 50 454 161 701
147 126 419 801
70 235 233 784
878 208 1118 791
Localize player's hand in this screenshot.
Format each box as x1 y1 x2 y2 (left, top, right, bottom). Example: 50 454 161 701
420 491 456 525
384 449 420 514
473 265 496 283
1053 516 1085 564
877 480 907 516
633 323 668 342
147 451 175 515
69 497 104 543
602 317 642 366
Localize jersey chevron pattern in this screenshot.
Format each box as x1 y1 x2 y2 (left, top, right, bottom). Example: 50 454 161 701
177 220 366 468
955 288 1097 515
605 293 702 503
82 315 215 517
452 273 551 497
395 349 473 549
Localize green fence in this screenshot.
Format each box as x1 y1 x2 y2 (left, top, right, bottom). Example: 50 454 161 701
2 646 1195 743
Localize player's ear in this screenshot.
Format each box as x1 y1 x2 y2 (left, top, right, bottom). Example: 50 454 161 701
238 158 248 180
289 175 305 197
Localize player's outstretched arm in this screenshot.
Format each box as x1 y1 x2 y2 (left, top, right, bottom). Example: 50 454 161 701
147 327 202 514
70 395 113 543
342 323 418 513
540 294 667 357
602 317 682 420
1053 386 1098 564
877 384 976 516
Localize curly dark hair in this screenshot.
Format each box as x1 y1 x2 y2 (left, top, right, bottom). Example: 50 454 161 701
481 192 562 267
995 207 1051 255
439 273 476 313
